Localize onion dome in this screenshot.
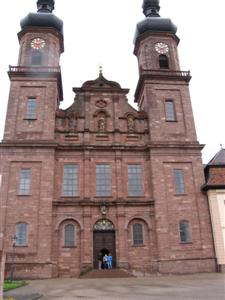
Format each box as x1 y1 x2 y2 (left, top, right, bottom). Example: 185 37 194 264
20 0 63 34
134 0 177 43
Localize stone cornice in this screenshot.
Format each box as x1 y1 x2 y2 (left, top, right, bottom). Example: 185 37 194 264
134 69 191 102
53 198 154 207
0 141 204 152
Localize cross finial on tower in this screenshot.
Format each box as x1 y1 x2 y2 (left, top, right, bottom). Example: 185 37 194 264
37 0 55 13
142 0 160 17
99 65 103 75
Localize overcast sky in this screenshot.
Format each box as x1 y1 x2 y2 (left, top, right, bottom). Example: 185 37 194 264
0 0 224 163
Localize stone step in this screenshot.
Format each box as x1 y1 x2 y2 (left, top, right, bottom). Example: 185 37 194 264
80 268 134 279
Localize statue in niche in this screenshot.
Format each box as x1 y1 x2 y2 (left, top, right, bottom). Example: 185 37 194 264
127 116 135 132
61 118 67 130
68 113 77 132
98 114 106 132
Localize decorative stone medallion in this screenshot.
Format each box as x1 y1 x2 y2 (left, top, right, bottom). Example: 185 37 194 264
95 100 107 109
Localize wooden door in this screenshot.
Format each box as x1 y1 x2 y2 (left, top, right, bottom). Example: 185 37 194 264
93 230 116 269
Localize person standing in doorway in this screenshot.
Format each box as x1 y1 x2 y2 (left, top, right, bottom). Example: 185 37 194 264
97 252 103 270
107 252 113 269
103 254 108 269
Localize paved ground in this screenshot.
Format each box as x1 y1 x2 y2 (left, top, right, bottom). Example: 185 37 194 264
4 273 225 300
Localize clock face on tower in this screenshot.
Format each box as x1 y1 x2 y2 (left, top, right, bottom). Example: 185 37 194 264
30 38 46 50
155 42 169 54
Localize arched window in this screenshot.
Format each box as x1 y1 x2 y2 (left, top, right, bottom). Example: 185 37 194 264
16 223 28 246
31 51 42 65
64 224 75 247
132 223 143 245
159 55 169 69
179 220 191 243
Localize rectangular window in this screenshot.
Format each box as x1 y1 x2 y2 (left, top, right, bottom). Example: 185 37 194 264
16 223 28 246
174 169 185 195
62 164 78 196
128 165 143 196
165 100 176 121
96 164 111 196
26 98 37 119
133 223 143 245
179 221 191 243
31 51 42 65
64 224 75 247
19 168 31 195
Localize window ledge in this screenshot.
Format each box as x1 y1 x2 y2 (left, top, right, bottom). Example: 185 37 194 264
180 241 192 245
174 194 187 197
127 196 144 198
17 194 31 197
94 196 113 198
62 246 77 248
132 244 145 247
23 118 37 121
15 245 28 248
166 120 177 122
61 196 80 198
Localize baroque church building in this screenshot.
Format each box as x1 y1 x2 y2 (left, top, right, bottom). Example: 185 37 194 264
0 0 216 278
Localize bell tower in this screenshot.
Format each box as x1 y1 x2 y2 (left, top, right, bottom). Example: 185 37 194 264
3 0 64 142
135 0 180 72
133 0 216 273
134 0 197 144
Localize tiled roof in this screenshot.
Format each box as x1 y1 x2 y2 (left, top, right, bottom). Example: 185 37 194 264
207 149 225 166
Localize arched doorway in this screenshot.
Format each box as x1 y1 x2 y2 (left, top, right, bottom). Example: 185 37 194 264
93 219 116 269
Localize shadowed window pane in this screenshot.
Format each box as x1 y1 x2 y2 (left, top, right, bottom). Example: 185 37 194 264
179 221 191 243
159 55 169 69
31 51 42 65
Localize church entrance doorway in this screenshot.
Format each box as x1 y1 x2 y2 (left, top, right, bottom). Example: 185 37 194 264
93 219 116 269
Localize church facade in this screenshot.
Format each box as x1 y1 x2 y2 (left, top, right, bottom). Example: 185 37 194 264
0 0 216 278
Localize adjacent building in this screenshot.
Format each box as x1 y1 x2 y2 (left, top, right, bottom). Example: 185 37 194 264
0 0 216 278
202 148 225 273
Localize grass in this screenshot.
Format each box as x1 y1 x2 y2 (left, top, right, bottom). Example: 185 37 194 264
3 280 27 292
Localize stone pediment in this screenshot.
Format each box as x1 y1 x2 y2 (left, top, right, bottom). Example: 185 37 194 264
73 72 129 94
82 72 121 89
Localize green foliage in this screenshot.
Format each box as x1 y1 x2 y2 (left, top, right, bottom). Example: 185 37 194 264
3 280 27 291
